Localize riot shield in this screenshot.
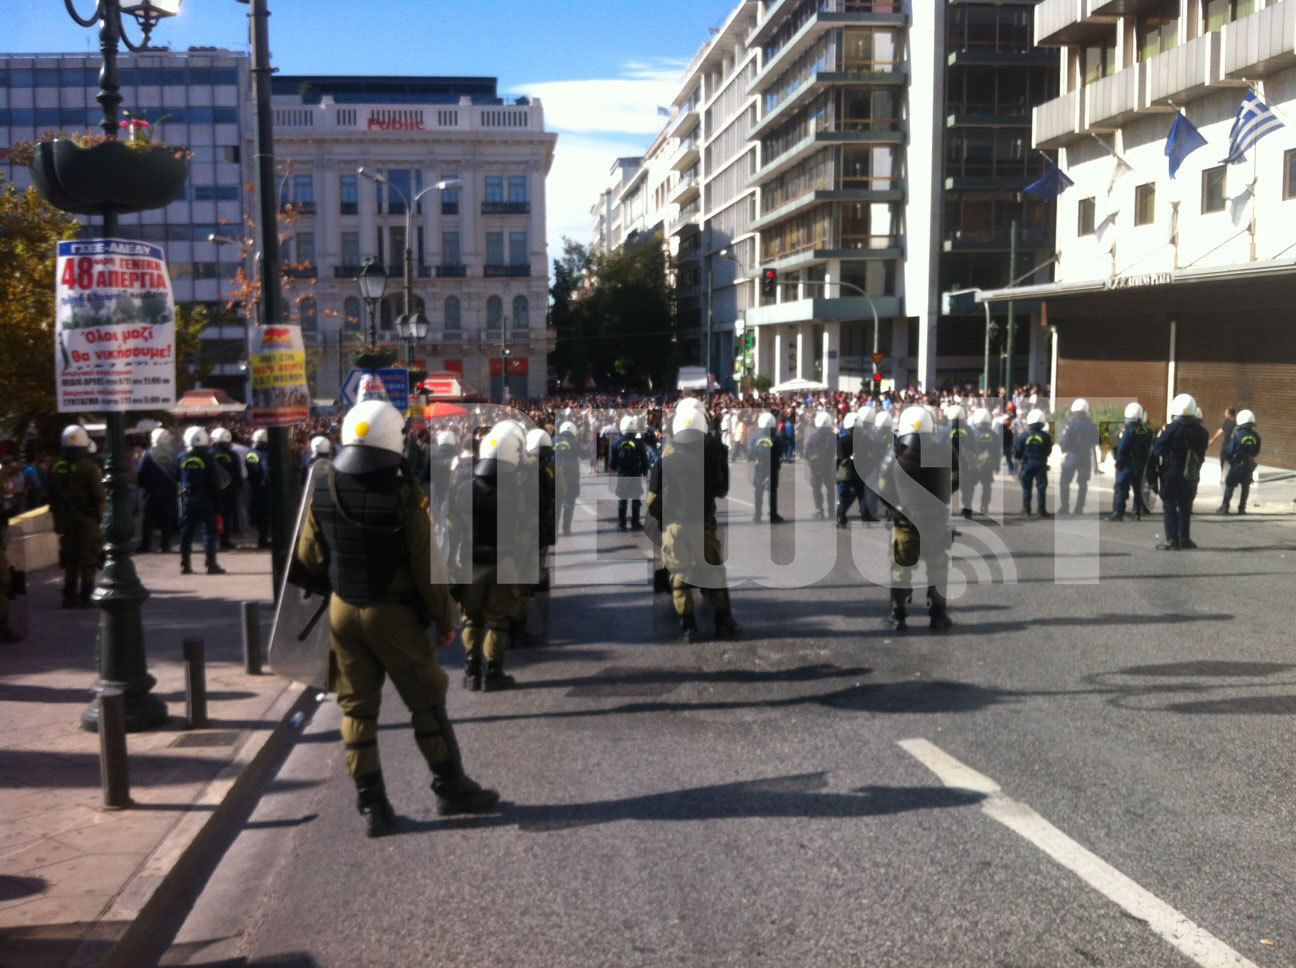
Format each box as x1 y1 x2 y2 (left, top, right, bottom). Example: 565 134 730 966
267 458 332 689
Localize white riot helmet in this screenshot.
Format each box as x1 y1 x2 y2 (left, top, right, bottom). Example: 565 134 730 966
1070 398 1090 415
971 407 991 428
183 426 210 449
897 406 936 437
945 405 966 423
671 406 708 437
526 428 553 456
757 412 777 430
478 423 526 465
874 411 893 434
1236 409 1256 427
842 412 858 431
558 421 577 437
335 399 405 474
1168 392 1197 418
813 411 832 429
251 428 269 447
210 427 233 445
1194 405 1203 420
309 435 332 457
434 430 458 448
619 414 636 434
1025 408 1047 427
1124 402 1143 422
61 425 91 450
149 427 172 448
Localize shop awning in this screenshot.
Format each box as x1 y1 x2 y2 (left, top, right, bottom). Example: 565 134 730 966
169 389 247 418
977 257 1296 304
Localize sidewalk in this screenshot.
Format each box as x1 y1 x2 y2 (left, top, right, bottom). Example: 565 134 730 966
0 544 311 968
1048 454 1296 515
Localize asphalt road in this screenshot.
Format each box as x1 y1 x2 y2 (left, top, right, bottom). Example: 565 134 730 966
164 459 1296 968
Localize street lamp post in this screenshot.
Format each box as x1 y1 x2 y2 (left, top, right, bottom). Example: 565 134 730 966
791 277 880 390
356 256 388 350
62 0 181 733
706 247 743 406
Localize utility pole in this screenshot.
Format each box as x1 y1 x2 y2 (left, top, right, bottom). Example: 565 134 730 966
1004 219 1018 396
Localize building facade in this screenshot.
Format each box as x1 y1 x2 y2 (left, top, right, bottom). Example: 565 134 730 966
269 75 558 402
1 48 255 401
983 0 1296 467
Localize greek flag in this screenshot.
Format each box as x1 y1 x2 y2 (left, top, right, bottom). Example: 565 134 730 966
1223 92 1282 165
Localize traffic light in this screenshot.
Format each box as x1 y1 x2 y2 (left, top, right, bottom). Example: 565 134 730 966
873 372 883 386
760 267 778 298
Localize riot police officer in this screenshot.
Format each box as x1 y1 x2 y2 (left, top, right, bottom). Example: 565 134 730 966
302 435 333 487
48 425 104 608
1059 399 1100 516
210 427 243 550
428 430 458 520
292 399 497 837
1149 392 1209 550
854 406 882 522
647 399 740 642
611 414 647 530
752 411 784 523
1108 403 1152 522
1015 409 1053 517
1219 409 1261 515
947 405 976 519
137 427 179 553
969 408 998 516
806 411 836 519
527 427 556 582
245 428 271 549
554 420 581 536
176 427 226 575
879 407 955 631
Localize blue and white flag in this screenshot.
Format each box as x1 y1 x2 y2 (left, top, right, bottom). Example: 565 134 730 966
1223 92 1282 165
1024 162 1074 202
1165 112 1207 178
657 105 672 118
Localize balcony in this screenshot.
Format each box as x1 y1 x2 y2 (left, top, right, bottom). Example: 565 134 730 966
436 263 467 278
1034 0 1100 47
947 110 1032 128
947 48 1057 68
333 264 364 278
1145 31 1221 106
441 200 459 215
668 171 701 206
283 265 317 278
750 5 908 95
1222 0 1296 79
1033 89 1083 148
1084 63 1144 131
669 135 701 172
942 228 1051 252
481 201 531 215
484 264 530 277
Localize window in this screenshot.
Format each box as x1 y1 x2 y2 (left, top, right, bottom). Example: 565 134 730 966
509 231 528 266
442 171 460 213
389 226 406 265
1138 2 1179 61
485 176 504 203
343 296 362 331
380 298 395 331
1134 183 1156 225
298 296 317 332
293 174 314 209
1284 149 1296 200
386 169 411 214
1078 197 1096 236
1206 0 1255 32
443 231 460 264
193 185 240 201
340 174 358 215
1201 166 1226 213
444 296 461 330
486 232 505 265
512 295 530 329
341 231 360 268
1082 39 1118 83
508 175 527 203
294 231 315 267
486 295 503 329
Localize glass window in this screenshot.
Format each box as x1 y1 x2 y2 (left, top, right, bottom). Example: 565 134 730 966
343 296 362 331
342 231 360 267
295 232 315 267
8 69 33 86
1285 149 1296 200
1134 183 1156 225
340 174 358 215
443 231 460 264
1078 197 1096 236
1206 0 1255 32
299 296 318 332
386 169 411 214
508 175 528 203
1138 1 1180 61
441 171 460 212
485 176 504 202
34 68 59 87
380 298 395 331
509 231 528 266
486 232 504 265
194 185 240 201
444 296 461 330
486 295 503 328
512 295 530 329
294 174 314 207
1201 166 1226 213
389 226 406 264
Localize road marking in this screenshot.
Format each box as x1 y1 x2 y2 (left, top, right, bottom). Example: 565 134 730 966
897 738 1260 968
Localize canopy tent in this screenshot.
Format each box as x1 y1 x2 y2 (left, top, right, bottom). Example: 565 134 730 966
420 372 478 401
771 377 827 394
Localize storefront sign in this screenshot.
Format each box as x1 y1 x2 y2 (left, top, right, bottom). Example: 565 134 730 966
490 358 528 375
1104 272 1174 291
54 238 176 413
250 325 309 427
367 112 425 131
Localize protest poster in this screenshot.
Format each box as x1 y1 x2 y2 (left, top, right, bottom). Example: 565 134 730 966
55 238 176 412
250 324 309 427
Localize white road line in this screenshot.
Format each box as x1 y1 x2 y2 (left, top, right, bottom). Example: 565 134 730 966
897 738 1261 968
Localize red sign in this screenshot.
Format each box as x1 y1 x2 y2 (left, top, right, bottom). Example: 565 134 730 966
367 113 425 131
443 360 463 376
489 358 528 376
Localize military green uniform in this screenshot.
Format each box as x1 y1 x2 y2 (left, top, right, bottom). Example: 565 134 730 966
47 451 105 607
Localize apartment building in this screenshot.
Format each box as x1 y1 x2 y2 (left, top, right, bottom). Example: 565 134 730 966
0 48 254 401
982 0 1296 466
269 75 558 402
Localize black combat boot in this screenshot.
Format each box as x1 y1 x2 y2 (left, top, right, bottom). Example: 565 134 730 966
482 661 515 692
355 772 395 838
1155 539 1181 550
463 657 483 692
1106 511 1124 522
180 558 193 575
429 707 499 815
1217 504 1229 514
884 591 908 632
653 567 671 594
928 589 953 632
205 556 226 575
679 614 700 644
714 613 742 641
1037 508 1053 519
962 507 973 520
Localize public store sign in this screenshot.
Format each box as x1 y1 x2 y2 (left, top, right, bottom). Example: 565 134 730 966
54 238 176 412
250 325 309 427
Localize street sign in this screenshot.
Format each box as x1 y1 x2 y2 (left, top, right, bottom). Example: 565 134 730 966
871 352 886 366
340 367 409 410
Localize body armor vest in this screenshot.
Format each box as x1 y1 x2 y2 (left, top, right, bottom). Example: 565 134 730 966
312 467 406 605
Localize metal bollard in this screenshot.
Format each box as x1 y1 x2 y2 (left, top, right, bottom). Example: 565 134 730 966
241 601 263 675
183 637 208 728
97 689 131 809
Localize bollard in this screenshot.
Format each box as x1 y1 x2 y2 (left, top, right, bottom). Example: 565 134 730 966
241 601 263 675
183 637 208 728
97 689 131 809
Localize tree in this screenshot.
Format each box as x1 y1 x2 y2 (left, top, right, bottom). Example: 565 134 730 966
0 175 85 445
174 303 214 395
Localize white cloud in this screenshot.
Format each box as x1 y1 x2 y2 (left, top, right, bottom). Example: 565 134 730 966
511 60 683 135
542 131 647 264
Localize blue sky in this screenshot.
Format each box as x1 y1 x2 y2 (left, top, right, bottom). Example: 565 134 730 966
6 0 740 257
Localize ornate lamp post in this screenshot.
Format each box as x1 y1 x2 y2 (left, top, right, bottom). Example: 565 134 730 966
356 257 389 356
55 0 183 732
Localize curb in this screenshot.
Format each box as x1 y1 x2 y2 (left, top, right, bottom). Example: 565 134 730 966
69 680 323 968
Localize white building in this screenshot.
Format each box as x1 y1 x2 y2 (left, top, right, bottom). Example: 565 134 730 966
982 0 1296 467
268 75 558 402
